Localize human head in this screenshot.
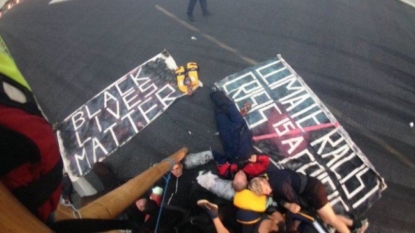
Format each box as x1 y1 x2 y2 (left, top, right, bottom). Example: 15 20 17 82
171 162 184 177
135 198 147 212
248 177 272 196
232 170 248 191
135 198 158 214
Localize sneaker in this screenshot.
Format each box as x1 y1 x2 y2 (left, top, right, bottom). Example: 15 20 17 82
197 199 218 219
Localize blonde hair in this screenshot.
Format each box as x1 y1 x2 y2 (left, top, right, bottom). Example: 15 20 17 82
248 177 267 195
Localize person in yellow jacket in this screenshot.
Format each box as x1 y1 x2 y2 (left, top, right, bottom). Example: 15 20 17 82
197 188 284 233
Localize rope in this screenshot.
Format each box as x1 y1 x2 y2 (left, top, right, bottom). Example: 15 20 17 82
154 172 172 233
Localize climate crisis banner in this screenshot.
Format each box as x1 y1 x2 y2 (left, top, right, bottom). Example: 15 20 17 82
215 55 386 217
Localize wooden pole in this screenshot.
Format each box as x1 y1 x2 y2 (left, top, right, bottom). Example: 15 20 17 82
0 147 187 232
0 182 53 233
72 147 188 220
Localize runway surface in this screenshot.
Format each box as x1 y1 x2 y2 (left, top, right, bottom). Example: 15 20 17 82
1 0 415 232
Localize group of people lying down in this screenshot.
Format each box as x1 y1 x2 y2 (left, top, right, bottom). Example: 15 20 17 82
135 90 369 233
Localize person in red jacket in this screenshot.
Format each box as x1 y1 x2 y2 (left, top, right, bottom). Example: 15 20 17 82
216 153 270 180
184 150 271 192
0 41 62 224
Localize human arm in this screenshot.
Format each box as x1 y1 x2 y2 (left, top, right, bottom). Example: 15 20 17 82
255 155 270 168
282 201 301 214
217 162 240 178
270 170 301 211
212 217 230 233
197 199 230 233
242 154 270 177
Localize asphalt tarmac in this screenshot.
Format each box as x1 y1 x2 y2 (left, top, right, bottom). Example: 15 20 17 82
1 0 415 232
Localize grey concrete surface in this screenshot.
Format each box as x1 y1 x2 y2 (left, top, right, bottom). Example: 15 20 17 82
0 0 415 232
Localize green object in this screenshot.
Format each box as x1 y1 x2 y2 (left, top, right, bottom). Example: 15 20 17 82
0 34 31 90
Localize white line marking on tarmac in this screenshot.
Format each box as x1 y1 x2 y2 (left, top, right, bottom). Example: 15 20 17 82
155 4 415 170
49 0 73 5
155 4 257 65
400 0 415 8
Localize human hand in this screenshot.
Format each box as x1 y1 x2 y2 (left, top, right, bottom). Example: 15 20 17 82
284 202 301 214
248 154 257 163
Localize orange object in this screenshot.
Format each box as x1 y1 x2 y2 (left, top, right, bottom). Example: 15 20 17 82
176 62 200 95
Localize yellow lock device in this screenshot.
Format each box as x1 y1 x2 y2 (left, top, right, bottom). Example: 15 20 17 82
176 62 200 95
175 65 186 93
233 189 267 225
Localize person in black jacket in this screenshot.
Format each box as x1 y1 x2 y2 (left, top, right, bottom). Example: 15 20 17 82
136 162 197 233
248 169 369 233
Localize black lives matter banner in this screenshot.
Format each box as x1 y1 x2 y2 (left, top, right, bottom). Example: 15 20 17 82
215 55 386 217
57 51 183 177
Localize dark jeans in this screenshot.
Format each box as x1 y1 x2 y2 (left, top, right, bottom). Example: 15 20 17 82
210 91 253 162
187 0 208 16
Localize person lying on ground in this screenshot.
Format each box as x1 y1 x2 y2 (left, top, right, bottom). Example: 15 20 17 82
197 197 285 233
233 188 285 233
184 88 271 191
195 169 258 201
248 169 369 233
210 89 253 162
184 150 271 184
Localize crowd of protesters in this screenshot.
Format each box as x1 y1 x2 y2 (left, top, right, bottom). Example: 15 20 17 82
131 89 369 233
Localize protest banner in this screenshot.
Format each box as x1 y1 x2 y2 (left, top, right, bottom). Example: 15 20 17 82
57 51 183 178
215 55 386 217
